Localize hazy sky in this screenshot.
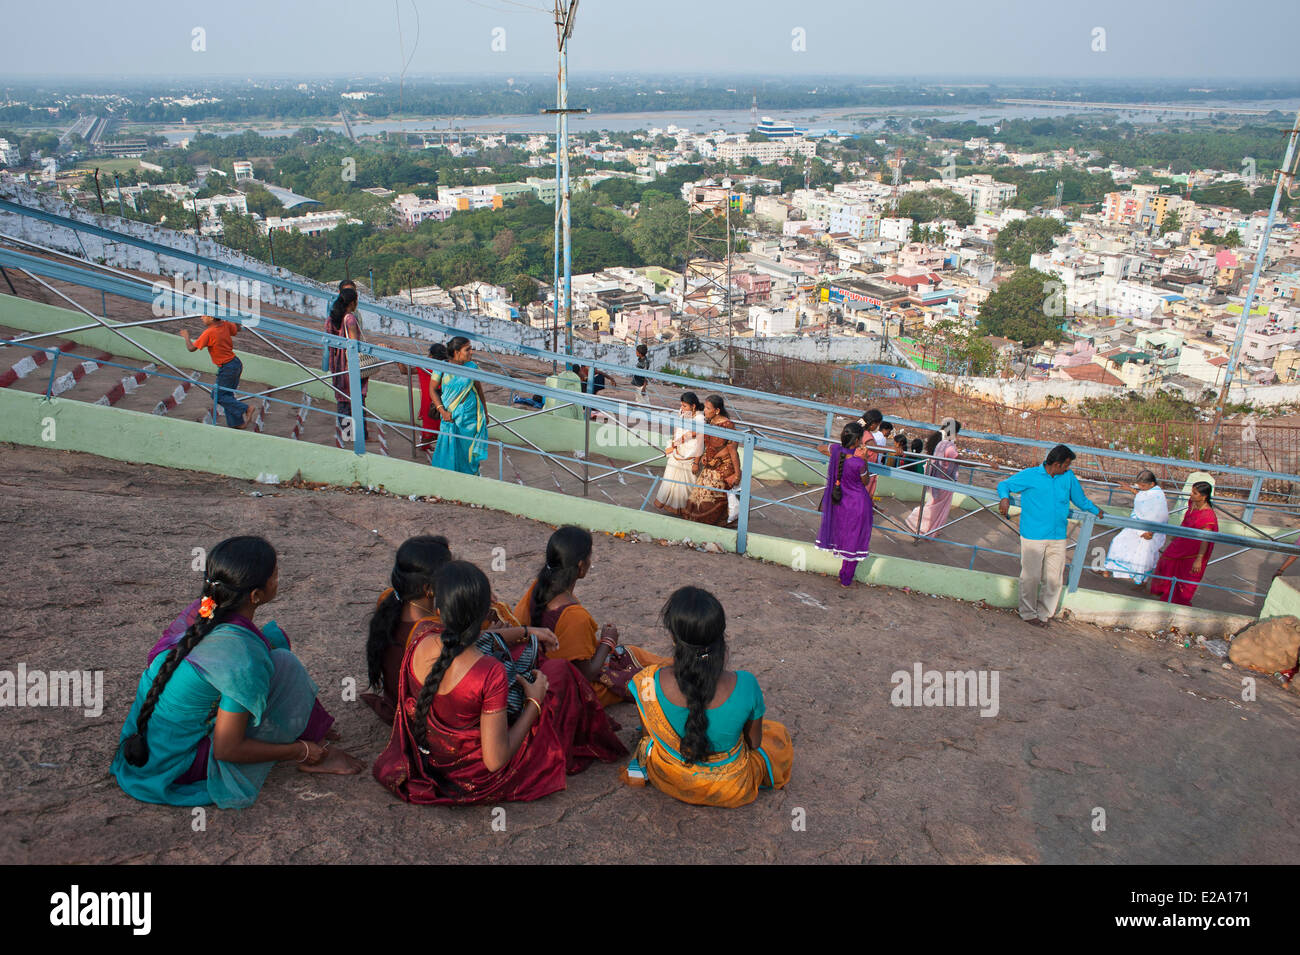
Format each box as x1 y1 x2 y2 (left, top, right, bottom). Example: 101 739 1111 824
5 0 1298 80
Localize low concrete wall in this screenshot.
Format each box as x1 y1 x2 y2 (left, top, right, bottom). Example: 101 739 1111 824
1061 587 1252 638
931 370 1300 410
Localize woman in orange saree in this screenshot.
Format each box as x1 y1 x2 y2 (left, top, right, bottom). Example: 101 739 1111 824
515 526 670 707
623 586 792 808
373 561 625 805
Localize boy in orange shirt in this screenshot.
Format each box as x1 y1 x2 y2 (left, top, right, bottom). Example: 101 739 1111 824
182 315 251 428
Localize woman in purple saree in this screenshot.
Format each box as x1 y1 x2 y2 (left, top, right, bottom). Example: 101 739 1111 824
816 422 874 587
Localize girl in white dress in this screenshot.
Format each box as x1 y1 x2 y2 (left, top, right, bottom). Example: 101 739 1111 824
1102 470 1168 585
655 392 706 515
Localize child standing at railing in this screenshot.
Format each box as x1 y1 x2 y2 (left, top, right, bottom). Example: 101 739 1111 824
182 315 250 429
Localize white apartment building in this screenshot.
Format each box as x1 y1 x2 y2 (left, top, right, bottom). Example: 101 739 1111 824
879 217 913 243
193 194 248 220
259 210 359 236
437 185 501 210
749 306 798 337
0 139 20 167
392 193 454 225
828 204 880 240
716 138 817 165
905 174 1016 214
958 174 1017 214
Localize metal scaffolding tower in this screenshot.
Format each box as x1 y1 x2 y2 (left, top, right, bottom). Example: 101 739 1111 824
680 185 739 381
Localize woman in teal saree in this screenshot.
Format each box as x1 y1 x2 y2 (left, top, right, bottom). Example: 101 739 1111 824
111 537 365 809
430 336 489 476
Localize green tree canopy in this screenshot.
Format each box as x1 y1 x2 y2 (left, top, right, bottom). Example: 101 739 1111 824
976 268 1064 347
896 188 974 227
994 216 1066 266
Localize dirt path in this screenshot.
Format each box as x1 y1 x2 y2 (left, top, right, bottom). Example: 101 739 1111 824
4 229 1294 868
1 444 1297 864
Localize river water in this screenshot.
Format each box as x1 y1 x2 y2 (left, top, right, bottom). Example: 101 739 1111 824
147 98 1300 143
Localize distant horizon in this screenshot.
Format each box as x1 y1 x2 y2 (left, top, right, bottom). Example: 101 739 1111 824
4 73 1300 86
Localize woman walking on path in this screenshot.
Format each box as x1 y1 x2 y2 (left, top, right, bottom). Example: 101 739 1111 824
430 337 490 476
906 420 962 539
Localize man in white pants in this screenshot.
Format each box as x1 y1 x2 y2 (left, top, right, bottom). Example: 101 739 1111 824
997 444 1101 627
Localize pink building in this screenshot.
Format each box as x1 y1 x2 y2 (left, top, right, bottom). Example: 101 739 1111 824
614 304 671 342
1052 340 1096 368
733 271 772 304
899 243 948 271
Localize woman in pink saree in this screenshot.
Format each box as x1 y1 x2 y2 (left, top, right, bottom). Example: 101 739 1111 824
906 419 961 539
1150 481 1218 606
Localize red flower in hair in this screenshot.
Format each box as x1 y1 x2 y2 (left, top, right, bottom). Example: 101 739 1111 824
198 596 217 619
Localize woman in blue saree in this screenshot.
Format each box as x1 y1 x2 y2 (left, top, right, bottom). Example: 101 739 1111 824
112 537 365 809
430 336 489 476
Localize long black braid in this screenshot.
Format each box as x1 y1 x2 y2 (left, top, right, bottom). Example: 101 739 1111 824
529 526 591 627
661 586 727 765
833 422 864 503
366 536 451 691
410 561 492 753
122 536 277 767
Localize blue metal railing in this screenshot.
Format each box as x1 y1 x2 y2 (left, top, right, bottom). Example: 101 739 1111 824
1 200 1295 504
3 199 1300 613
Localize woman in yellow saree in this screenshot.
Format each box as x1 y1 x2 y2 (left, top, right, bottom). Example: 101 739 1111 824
623 586 792 807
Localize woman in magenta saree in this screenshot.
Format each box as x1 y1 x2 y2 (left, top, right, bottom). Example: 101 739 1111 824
1150 481 1218 606
373 561 625 805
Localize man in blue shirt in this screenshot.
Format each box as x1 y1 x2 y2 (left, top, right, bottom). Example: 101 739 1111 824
997 444 1101 626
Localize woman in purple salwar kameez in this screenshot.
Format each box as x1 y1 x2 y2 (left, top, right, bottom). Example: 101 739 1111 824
816 422 875 587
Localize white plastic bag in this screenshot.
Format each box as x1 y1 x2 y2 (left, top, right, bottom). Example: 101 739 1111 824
727 490 740 524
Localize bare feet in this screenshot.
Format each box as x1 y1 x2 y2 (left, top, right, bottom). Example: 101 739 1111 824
298 746 365 775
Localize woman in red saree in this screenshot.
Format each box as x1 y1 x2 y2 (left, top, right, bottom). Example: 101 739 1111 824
373 561 625 805
1150 481 1219 606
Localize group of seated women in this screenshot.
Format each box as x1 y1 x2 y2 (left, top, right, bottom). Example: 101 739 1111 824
112 528 792 812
